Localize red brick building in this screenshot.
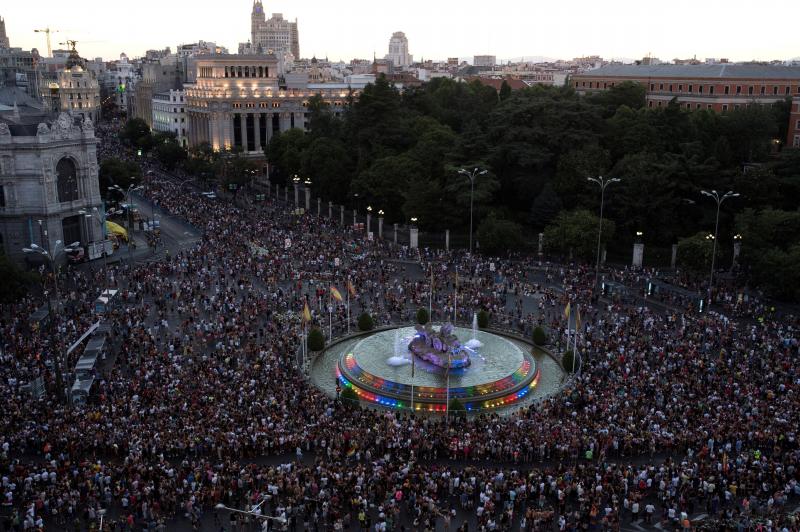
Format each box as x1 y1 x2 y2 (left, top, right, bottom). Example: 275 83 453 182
571 64 800 146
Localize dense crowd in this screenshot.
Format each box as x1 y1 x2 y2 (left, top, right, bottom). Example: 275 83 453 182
1 128 799 531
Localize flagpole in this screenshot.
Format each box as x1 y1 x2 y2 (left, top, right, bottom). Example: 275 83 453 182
572 305 579 373
329 290 332 341
346 281 350 335
454 266 458 325
429 265 433 322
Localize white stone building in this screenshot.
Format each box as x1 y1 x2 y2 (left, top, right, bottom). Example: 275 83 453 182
184 55 355 154
386 32 412 68
57 65 101 123
152 89 187 147
0 112 103 265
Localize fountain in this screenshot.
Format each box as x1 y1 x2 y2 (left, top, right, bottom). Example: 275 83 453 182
387 328 411 366
464 313 484 349
408 323 471 369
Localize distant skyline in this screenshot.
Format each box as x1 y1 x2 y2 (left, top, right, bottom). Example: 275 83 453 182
3 0 799 63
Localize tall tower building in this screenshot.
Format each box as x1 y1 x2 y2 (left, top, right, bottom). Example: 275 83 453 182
386 32 412 68
0 16 10 49
250 1 299 59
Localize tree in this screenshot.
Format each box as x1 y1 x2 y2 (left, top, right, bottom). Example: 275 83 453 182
543 209 615 261
307 328 326 352
448 398 466 414
476 212 525 256
498 80 512 101
736 208 800 300
532 326 547 346
119 118 153 151
358 313 375 331
152 132 187 170
340 386 359 406
99 158 141 197
0 255 39 304
562 350 577 373
676 232 715 274
416 308 429 325
477 310 489 329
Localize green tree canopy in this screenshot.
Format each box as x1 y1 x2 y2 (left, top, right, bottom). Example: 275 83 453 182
544 209 615 261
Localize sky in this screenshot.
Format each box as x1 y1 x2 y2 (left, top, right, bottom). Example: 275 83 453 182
3 0 799 63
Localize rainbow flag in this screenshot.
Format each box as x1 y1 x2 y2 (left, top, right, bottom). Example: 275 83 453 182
347 280 357 297
331 286 343 302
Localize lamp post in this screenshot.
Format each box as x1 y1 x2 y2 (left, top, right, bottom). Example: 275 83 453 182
23 239 80 402
701 189 739 308
304 178 312 212
214 503 287 527
110 183 144 263
378 209 385 239
292 175 300 209
587 176 621 291
366 205 372 237
458 167 487 255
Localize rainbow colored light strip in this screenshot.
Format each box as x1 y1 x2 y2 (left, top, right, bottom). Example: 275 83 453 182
336 353 541 413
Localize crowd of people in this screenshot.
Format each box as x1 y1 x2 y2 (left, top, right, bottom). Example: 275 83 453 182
1 126 799 531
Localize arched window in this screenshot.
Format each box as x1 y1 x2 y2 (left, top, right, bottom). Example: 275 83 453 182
56 158 79 202
258 66 263 77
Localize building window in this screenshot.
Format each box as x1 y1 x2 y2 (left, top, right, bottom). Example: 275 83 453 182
736 86 741 94
678 84 683 91
707 104 712 110
709 86 714 95
794 135 800 147
786 87 790 95
748 86 754 95
669 84 673 92
650 83 654 91
722 104 728 112
648 101 653 108
575 81 578 88
0 184 5 207
688 84 693 92
724 86 729 95
56 158 80 203
773 86 778 95
698 85 703 93
760 86 765 95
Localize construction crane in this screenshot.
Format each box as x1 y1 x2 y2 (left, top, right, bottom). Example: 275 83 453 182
34 27 60 57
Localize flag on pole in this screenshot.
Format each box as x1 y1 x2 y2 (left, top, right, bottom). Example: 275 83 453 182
564 301 571 319
330 286 343 302
347 280 357 297
303 302 311 322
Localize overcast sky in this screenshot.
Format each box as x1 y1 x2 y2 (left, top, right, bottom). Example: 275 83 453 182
3 0 799 63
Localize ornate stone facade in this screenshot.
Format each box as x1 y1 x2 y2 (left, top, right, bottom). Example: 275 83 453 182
0 113 103 265
184 55 355 154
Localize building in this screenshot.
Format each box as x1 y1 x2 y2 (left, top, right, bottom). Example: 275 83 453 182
0 109 103 266
133 58 184 127
789 97 800 147
152 89 187 147
102 53 139 116
184 55 355 154
0 16 9 49
250 2 299 59
571 64 800 113
57 66 100 124
473 55 496 68
386 32 412 68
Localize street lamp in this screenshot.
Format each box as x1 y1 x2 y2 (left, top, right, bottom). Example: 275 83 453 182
214 503 287 526
110 183 144 262
23 239 80 402
366 205 372 236
700 189 739 308
458 167 487 255
292 175 300 208
587 176 621 291
378 209 385 239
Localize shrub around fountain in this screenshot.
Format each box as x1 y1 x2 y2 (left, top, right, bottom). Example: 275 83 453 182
533 326 547 346
477 310 489 329
340 386 359 405
307 327 325 352
357 312 375 331
562 350 577 373
448 398 466 415
416 307 430 325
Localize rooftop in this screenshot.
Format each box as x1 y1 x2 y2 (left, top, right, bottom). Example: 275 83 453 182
578 64 800 80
